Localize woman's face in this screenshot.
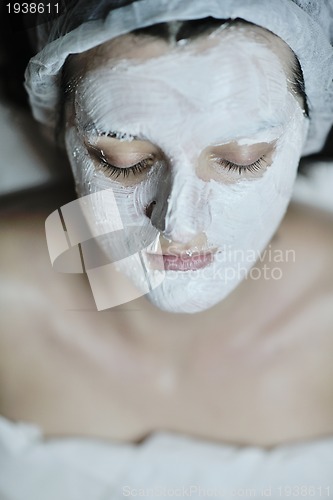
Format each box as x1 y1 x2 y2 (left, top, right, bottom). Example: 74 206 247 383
64 24 308 314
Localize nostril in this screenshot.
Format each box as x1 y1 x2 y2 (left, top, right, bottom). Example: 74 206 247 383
145 200 157 219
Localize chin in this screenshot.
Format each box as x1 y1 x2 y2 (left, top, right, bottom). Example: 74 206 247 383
144 294 211 314
143 274 241 314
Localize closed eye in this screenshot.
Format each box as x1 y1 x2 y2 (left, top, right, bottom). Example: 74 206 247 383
218 156 268 175
98 156 153 179
85 139 155 180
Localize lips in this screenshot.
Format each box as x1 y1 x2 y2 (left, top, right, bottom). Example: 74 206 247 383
146 251 214 271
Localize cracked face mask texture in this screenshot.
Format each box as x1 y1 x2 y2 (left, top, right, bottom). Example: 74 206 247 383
65 30 309 314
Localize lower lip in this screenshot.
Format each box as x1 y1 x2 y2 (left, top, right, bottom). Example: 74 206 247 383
147 252 214 271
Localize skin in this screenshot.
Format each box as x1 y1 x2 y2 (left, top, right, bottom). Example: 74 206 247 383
1 203 333 446
1 25 333 447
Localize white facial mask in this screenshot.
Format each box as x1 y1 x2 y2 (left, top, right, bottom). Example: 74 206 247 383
65 31 308 313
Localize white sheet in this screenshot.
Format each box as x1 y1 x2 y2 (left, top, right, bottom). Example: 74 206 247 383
0 415 332 500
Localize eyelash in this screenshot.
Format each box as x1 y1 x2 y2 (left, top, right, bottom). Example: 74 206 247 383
219 157 267 174
97 155 267 179
98 157 152 179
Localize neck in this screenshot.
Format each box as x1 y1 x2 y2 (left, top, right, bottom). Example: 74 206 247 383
105 281 241 359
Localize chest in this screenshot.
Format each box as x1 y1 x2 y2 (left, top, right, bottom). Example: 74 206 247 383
1 303 332 447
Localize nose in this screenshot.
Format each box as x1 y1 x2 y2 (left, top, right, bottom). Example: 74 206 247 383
146 167 211 245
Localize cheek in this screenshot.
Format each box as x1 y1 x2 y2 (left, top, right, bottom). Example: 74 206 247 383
206 108 308 252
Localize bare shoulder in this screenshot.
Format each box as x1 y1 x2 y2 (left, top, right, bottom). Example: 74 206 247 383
0 211 95 339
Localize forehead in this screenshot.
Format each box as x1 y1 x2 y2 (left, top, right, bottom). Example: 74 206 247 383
71 25 294 147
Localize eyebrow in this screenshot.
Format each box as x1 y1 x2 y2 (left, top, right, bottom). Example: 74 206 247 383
82 120 144 142
100 130 137 141
247 121 286 133
84 114 290 148
209 122 285 147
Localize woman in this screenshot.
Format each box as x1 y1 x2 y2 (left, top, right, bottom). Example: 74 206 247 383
1 0 333 498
